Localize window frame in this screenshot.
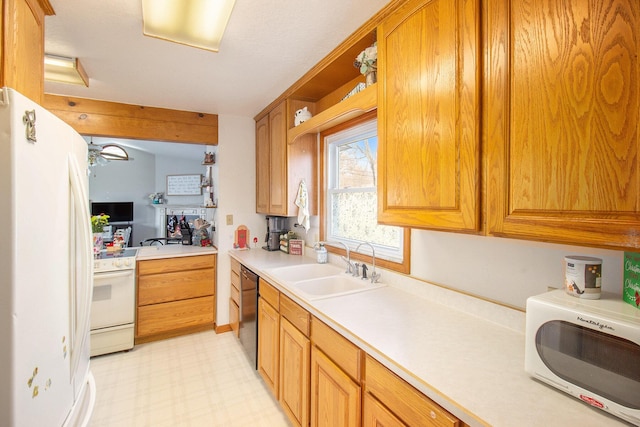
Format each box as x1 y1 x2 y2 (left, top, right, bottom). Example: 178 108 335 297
319 110 411 274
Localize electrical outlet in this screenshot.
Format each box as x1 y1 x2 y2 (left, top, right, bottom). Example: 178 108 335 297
226 214 233 225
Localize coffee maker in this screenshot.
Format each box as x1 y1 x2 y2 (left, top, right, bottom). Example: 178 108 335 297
263 216 288 251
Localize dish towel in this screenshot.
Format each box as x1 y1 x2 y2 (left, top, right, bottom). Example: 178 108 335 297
295 179 310 231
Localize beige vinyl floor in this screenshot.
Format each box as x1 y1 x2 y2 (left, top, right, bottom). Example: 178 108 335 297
89 330 290 427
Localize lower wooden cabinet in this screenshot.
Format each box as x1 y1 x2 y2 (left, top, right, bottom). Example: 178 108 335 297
363 393 406 427
252 286 464 427
136 254 216 344
310 346 361 427
257 279 311 427
280 310 310 427
310 317 362 427
258 295 280 397
364 355 462 427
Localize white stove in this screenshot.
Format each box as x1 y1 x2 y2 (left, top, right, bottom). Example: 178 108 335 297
91 248 137 356
93 248 137 273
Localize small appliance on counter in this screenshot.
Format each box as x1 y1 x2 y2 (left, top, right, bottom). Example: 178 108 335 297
525 289 640 425
263 215 288 251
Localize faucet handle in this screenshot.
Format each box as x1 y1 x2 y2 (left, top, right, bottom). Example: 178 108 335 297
340 256 353 274
370 271 381 283
353 262 360 277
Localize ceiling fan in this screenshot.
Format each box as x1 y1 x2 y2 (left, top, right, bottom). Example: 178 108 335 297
87 138 132 167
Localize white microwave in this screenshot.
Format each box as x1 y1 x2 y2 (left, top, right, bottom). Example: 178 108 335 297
525 289 640 426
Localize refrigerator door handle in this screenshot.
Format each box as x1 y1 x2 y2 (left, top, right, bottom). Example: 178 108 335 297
68 153 93 377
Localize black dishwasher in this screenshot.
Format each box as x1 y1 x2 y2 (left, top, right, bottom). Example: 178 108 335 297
239 265 258 369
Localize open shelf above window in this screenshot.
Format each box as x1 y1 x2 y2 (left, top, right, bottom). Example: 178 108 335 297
287 83 377 145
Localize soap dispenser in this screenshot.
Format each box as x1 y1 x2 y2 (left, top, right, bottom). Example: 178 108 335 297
315 242 328 264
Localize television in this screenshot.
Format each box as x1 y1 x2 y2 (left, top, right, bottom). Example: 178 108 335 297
91 202 134 223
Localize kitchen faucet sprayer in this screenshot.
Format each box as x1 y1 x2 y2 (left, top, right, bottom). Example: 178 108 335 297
355 242 381 283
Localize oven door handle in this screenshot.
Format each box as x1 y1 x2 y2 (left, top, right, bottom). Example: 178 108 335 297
95 270 134 280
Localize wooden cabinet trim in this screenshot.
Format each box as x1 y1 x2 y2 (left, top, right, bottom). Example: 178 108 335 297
42 94 219 145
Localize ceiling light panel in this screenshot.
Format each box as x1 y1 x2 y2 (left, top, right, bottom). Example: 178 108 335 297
142 0 236 52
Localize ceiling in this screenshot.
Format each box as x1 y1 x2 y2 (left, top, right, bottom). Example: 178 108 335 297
44 0 389 118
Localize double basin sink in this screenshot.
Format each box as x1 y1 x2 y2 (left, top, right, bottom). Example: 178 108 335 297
263 263 385 301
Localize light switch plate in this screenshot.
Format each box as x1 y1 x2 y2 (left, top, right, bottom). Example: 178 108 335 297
226 214 233 225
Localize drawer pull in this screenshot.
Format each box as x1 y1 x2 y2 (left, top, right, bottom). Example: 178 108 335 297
430 410 436 419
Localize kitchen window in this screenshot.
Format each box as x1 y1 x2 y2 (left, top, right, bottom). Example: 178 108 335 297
321 112 410 273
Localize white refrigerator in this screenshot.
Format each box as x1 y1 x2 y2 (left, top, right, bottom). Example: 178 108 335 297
0 88 96 426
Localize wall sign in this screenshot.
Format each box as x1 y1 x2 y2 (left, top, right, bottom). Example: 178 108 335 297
166 174 202 196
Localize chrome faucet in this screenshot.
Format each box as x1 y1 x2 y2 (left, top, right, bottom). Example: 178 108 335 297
355 242 381 283
327 241 353 274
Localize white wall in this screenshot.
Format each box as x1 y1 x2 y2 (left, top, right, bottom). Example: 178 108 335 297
89 146 155 245
215 115 265 326
409 230 622 309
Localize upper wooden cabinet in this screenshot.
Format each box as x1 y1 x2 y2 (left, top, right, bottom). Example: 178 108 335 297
377 0 481 232
255 100 317 216
485 0 640 250
1 0 54 104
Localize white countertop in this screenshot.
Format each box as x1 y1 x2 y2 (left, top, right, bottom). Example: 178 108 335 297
136 244 217 260
229 249 629 427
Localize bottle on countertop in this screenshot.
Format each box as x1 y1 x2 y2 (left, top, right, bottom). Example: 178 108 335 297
315 243 328 264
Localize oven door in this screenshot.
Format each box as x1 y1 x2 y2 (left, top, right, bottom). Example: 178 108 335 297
91 269 135 330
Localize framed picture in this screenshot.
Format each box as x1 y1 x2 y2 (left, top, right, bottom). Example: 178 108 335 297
166 174 202 196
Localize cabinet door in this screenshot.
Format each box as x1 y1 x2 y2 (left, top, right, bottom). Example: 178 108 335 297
269 101 288 215
280 317 310 427
310 346 360 427
363 393 406 427
1 0 52 103
256 114 270 213
377 0 481 232
485 0 640 249
258 297 280 398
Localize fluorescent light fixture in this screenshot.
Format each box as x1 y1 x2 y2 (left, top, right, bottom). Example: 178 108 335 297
142 0 236 52
44 54 89 86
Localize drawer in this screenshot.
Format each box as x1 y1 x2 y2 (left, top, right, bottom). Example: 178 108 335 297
280 294 309 337
229 298 239 337
311 317 361 382
365 355 460 427
230 257 240 288
138 254 215 275
137 296 214 337
259 278 279 310
138 268 214 306
230 283 240 305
